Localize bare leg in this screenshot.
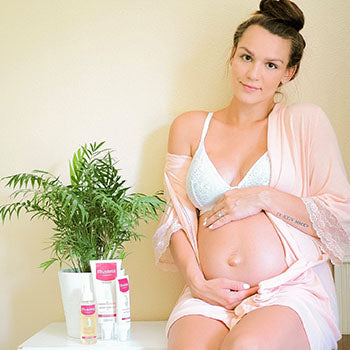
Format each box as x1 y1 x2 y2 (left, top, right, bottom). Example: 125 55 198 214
221 305 310 350
168 315 229 350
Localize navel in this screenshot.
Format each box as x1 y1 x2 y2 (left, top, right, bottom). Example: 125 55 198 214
227 253 242 267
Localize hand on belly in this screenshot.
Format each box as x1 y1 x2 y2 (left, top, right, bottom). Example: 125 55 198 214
202 186 266 230
198 212 287 287
189 276 259 310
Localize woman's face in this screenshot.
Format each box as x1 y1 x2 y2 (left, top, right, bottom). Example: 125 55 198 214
230 25 295 105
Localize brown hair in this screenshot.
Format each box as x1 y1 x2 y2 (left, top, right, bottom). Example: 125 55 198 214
229 0 306 80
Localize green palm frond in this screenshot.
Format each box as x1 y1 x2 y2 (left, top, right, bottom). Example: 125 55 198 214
0 142 166 272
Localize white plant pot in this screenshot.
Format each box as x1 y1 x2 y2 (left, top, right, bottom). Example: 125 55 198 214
58 270 93 338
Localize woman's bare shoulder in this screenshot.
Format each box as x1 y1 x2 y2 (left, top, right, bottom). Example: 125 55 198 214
171 110 209 130
168 110 210 156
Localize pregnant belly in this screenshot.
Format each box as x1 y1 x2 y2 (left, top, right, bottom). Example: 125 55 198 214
198 211 287 287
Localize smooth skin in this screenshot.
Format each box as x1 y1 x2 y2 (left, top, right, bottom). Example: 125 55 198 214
168 306 308 350
168 24 310 349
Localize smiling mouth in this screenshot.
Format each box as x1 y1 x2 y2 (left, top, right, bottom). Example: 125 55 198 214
241 82 261 92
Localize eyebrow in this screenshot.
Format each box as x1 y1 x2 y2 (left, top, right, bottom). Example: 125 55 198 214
238 46 285 64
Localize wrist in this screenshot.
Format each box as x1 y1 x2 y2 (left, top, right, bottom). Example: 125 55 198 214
186 269 205 294
258 186 275 212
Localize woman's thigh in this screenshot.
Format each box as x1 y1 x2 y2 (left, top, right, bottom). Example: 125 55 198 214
168 315 229 350
221 305 310 350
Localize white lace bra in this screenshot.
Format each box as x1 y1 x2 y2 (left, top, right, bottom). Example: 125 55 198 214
186 112 271 214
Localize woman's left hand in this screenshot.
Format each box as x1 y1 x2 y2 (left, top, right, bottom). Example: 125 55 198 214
203 186 268 230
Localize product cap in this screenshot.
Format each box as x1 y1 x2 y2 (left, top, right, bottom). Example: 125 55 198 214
100 323 114 340
119 329 129 341
119 327 130 342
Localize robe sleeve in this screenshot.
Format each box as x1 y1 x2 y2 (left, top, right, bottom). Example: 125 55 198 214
152 153 199 271
301 107 350 264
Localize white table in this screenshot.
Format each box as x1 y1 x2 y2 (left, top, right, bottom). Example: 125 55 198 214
18 321 167 349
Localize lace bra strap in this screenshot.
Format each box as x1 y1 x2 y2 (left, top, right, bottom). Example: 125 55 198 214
199 112 214 144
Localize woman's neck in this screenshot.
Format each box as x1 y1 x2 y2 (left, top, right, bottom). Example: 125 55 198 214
223 97 276 126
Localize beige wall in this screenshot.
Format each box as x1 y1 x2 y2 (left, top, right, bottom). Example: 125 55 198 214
0 1 349 349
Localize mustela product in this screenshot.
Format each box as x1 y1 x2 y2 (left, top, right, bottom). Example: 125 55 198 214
80 279 97 344
90 259 122 340
116 275 131 341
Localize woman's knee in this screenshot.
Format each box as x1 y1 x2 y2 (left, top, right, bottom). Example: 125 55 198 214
221 332 263 350
168 315 228 350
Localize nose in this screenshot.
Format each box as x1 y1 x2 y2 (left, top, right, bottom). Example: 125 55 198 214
247 62 261 81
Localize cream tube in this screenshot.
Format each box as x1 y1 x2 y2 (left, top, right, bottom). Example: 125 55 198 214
116 275 131 341
90 259 122 340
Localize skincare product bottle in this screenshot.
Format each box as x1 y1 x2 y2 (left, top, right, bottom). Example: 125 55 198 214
116 275 131 341
90 259 121 340
80 280 97 344
99 287 115 340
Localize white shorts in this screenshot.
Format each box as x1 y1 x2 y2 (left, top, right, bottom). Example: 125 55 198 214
166 259 341 350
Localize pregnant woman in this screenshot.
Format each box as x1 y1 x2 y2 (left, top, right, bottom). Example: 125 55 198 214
153 1 350 349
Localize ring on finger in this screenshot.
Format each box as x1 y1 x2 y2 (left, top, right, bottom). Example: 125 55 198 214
218 210 224 218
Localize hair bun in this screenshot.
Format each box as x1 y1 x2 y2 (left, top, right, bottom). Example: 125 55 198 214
258 0 304 31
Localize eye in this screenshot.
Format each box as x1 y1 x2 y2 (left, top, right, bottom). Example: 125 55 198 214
267 62 277 69
241 54 252 62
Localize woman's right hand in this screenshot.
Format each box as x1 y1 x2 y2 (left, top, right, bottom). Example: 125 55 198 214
189 275 259 310
169 229 258 309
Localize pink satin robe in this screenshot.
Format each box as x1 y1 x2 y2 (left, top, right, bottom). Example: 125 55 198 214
153 103 350 349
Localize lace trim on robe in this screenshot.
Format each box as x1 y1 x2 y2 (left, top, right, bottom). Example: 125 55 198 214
302 197 350 265
152 214 183 271
152 153 198 271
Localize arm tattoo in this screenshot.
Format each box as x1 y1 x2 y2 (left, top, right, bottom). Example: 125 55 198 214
276 212 309 228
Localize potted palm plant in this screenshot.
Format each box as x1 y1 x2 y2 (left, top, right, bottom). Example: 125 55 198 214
0 141 165 337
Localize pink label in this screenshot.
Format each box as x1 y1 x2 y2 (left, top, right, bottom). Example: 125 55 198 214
118 278 129 292
82 336 97 339
98 313 116 318
81 305 95 315
96 263 117 281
